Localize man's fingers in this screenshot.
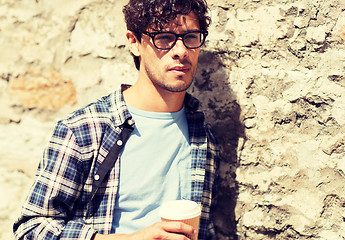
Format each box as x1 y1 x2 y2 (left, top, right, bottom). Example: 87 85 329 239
128 222 196 240
160 221 196 236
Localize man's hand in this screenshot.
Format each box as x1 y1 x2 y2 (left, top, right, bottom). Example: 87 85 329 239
93 221 196 240
128 221 196 240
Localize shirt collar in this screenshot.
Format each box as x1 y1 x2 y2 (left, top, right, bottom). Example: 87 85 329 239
107 84 133 128
184 92 200 113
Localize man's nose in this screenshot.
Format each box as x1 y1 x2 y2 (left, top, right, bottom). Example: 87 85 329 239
171 37 188 57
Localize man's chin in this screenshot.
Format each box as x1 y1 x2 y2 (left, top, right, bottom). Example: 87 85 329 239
158 81 192 93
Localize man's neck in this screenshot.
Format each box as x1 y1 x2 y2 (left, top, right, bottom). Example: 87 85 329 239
123 80 186 113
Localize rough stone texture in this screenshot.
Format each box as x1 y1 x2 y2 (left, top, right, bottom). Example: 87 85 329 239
9 69 76 110
0 0 344 240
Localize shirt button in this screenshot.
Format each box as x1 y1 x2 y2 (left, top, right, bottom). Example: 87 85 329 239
94 174 100 181
117 140 123 146
128 119 134 125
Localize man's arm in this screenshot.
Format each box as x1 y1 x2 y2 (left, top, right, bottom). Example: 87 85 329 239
13 121 95 240
92 222 196 240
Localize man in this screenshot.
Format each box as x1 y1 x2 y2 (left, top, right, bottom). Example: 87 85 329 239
13 0 219 239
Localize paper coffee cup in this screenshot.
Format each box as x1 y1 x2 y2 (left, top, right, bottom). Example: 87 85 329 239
159 200 201 240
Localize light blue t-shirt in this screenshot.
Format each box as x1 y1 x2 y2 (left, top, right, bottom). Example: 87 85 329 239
111 105 192 234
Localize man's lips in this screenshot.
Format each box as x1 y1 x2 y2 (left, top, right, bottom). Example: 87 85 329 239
168 65 191 73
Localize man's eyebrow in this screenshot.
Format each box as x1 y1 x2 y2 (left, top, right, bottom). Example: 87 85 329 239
158 29 201 33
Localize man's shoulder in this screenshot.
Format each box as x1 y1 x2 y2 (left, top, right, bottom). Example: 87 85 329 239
61 90 122 128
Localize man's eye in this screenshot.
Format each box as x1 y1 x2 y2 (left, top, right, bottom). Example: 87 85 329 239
185 33 199 40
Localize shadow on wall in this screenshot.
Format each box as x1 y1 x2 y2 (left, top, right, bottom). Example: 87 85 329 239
190 50 245 240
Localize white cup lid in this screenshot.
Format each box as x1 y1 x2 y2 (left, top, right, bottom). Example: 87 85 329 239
159 200 201 220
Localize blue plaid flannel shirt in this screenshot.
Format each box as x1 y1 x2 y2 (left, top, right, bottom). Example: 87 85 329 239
13 85 220 240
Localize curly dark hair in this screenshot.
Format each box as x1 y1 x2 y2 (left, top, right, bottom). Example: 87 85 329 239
123 0 211 70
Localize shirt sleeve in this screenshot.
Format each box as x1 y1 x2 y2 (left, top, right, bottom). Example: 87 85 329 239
13 121 96 240
204 123 221 240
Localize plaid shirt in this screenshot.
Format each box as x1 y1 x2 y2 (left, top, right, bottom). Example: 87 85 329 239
13 85 219 240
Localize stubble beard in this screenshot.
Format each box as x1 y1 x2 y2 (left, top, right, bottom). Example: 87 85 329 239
154 77 193 92
145 65 195 93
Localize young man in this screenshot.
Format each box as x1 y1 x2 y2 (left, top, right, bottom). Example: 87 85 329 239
13 0 219 239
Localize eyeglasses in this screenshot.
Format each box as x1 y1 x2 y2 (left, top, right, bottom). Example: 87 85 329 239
142 31 208 50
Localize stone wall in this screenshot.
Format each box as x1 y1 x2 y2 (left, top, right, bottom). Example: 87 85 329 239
1 0 344 239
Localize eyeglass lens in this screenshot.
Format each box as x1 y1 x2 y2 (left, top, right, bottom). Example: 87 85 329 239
154 32 204 49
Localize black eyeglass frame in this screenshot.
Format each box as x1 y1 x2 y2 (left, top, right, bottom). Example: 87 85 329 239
142 30 208 50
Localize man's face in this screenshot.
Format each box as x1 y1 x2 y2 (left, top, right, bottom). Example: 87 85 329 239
137 12 202 93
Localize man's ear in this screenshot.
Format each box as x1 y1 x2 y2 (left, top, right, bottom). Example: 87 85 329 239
126 31 140 57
